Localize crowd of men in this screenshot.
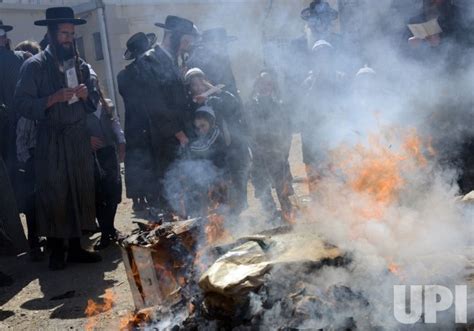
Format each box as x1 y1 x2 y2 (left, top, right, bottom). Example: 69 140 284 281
0 0 473 285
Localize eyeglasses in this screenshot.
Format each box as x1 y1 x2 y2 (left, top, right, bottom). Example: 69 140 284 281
57 31 75 38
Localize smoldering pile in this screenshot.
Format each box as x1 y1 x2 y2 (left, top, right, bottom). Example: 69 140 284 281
198 226 359 330
118 218 375 330
116 183 474 330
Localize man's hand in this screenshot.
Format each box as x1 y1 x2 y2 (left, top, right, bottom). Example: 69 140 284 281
193 94 207 105
90 136 105 151
175 131 189 146
118 143 126 163
74 84 88 101
48 88 75 107
408 36 423 48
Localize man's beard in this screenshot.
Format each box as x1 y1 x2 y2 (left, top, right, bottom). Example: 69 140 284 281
57 43 74 61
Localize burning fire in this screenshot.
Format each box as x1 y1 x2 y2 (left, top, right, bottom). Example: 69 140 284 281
387 260 406 281
205 213 230 245
388 262 400 274
326 128 434 278
334 128 432 220
84 289 115 331
119 308 153 330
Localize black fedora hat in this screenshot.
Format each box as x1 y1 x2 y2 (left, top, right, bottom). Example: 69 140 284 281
0 20 13 33
124 32 157 60
301 1 338 22
34 7 86 26
201 28 237 44
155 15 199 36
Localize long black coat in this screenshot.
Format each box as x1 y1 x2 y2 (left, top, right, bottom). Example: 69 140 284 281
14 46 99 238
458 138 474 194
300 71 346 166
207 91 250 213
134 45 191 176
0 47 26 167
0 155 27 254
187 46 239 98
207 91 244 142
117 61 156 199
188 91 246 147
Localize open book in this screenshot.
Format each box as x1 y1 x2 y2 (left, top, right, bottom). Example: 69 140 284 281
408 18 442 39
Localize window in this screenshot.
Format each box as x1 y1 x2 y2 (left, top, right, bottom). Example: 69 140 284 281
93 32 104 61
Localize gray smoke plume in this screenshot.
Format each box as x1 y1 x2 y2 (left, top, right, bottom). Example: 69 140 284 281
145 0 474 328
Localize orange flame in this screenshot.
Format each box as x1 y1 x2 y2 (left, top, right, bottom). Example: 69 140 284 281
344 136 405 204
335 128 433 220
387 260 406 281
84 289 115 331
388 262 400 274
205 213 230 245
119 308 153 330
194 247 208 274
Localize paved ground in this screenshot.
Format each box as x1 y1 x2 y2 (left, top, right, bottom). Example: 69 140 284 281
0 136 308 330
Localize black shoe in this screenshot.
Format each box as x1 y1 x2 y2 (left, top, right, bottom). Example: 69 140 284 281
49 250 66 271
0 272 14 287
93 236 111 251
94 229 122 251
67 248 102 263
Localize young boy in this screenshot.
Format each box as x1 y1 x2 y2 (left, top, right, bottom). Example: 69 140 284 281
189 105 227 170
180 106 228 216
247 69 294 221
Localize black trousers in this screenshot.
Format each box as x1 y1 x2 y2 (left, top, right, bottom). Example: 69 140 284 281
227 142 250 215
94 146 122 236
17 154 39 248
251 152 294 215
458 140 474 194
155 138 180 211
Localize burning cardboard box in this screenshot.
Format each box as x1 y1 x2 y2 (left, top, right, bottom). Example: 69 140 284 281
119 221 352 329
119 218 201 310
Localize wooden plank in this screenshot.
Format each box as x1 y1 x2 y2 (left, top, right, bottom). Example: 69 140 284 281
121 247 146 310
131 246 163 307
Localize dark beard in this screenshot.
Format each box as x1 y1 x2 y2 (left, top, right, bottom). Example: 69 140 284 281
57 44 74 61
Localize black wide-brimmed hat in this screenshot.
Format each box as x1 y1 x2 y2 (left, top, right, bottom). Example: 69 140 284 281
200 28 237 44
301 0 338 23
124 32 157 60
155 15 199 36
34 7 86 26
0 20 13 33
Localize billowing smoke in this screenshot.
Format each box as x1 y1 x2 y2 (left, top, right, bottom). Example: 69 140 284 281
164 158 224 218
141 0 474 328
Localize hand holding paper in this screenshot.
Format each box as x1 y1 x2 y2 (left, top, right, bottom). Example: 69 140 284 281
64 58 80 104
53 88 75 103
408 18 442 40
193 84 225 103
74 84 88 101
